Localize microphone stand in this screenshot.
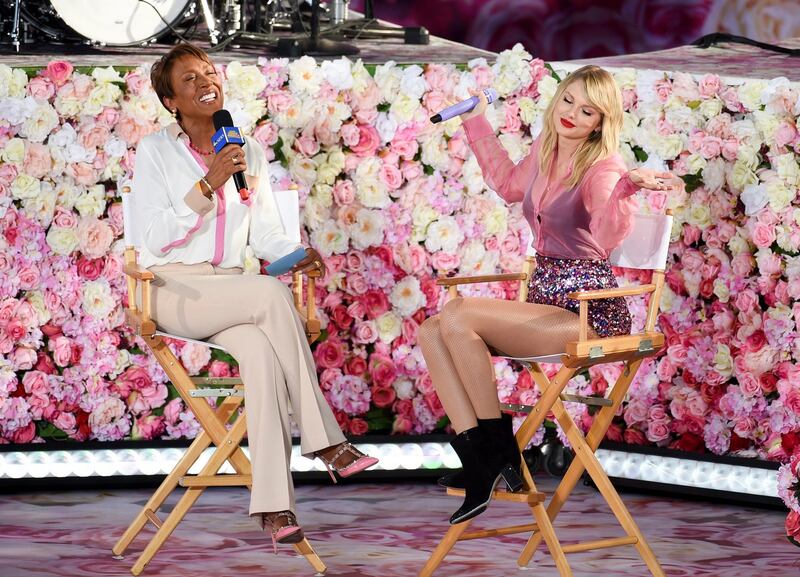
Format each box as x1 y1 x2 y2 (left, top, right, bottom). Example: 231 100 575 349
276 0 359 57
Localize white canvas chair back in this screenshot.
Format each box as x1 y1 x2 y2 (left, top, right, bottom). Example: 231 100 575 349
609 212 673 271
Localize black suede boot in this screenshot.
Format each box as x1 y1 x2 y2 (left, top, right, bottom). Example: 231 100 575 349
438 413 522 490
448 425 524 525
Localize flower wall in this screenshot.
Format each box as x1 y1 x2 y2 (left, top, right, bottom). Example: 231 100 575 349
0 47 799 468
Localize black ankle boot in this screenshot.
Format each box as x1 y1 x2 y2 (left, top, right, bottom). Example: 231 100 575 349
448 425 524 525
438 414 522 490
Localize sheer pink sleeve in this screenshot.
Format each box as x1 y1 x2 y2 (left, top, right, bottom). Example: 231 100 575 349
462 114 539 204
583 165 639 254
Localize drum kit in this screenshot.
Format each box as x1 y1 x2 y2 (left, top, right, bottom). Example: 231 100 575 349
2 0 428 54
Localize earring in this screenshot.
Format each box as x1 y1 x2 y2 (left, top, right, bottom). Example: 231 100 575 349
170 109 177 118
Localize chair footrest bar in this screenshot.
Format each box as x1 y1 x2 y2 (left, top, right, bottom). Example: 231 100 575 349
560 393 613 407
179 474 252 487
144 509 162 529
561 536 638 554
190 377 243 386
189 388 244 398
446 487 545 504
461 523 540 541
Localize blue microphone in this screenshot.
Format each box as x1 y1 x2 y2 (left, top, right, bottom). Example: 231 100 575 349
212 109 249 201
429 88 498 124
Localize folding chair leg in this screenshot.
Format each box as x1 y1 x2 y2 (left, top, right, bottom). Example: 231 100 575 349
131 409 249 575
529 502 572 576
419 520 472 577
113 430 213 557
294 538 327 575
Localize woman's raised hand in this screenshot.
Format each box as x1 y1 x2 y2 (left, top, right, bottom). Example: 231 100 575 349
628 168 682 192
461 87 489 121
204 144 248 192
291 247 327 277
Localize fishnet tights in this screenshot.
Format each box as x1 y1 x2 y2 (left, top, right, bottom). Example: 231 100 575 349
418 297 593 433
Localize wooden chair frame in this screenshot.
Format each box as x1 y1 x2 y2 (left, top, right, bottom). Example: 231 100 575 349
113 186 326 576
420 213 672 577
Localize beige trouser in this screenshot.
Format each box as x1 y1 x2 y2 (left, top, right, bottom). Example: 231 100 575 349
146 263 345 515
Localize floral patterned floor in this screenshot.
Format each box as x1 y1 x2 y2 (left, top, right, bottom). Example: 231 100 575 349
0 477 796 577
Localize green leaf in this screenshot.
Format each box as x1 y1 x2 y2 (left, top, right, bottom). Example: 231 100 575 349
210 348 237 366
687 100 701 110
377 102 390 113
435 415 450 431
423 164 435 176
632 146 649 163
545 63 561 83
273 136 287 167
365 407 393 432
680 173 704 193
36 421 69 441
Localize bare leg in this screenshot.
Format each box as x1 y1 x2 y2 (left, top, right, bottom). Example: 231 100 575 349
419 297 587 433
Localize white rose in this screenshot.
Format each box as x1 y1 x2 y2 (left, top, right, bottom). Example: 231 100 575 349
11 174 40 200
687 203 712 229
19 102 60 143
775 153 800 186
698 98 723 119
399 65 426 100
122 94 160 122
288 153 318 186
702 158 726 192
0 95 37 125
92 66 123 84
393 378 415 400
483 205 508 236
498 133 529 164
288 56 322 96
82 280 115 320
311 220 350 256
653 133 684 160
517 96 539 126
225 61 267 100
349 208 385 249
74 185 107 218
375 111 398 144
374 61 402 103
751 109 780 143
390 93 421 122
686 153 707 174
21 184 57 226
766 179 794 212
83 83 122 116
462 156 487 196
389 276 426 317
713 343 733 377
302 195 330 230
420 133 449 171
536 75 558 107
376 311 402 343
1 138 25 164
729 160 759 191
740 183 769 215
728 232 750 256
737 80 768 111
425 216 464 254
411 203 438 241
320 57 353 91
26 290 51 325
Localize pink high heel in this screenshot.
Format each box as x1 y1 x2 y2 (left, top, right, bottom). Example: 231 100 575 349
261 511 304 554
317 442 379 483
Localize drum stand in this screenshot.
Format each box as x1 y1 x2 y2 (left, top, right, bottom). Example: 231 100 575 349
8 0 22 51
275 0 359 57
334 0 429 45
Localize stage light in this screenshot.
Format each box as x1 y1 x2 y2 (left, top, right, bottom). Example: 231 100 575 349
0 444 779 501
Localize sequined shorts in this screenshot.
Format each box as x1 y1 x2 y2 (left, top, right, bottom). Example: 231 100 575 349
526 255 631 338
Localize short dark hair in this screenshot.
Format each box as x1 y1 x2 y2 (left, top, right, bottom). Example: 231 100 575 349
150 43 214 117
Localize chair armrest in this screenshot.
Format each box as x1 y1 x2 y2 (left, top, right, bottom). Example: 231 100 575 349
568 284 656 301
437 273 528 287
123 263 154 281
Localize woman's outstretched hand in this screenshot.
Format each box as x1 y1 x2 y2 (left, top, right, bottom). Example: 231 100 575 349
461 87 489 121
291 247 327 277
628 168 683 192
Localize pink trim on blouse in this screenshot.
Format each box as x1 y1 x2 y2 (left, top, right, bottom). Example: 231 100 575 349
185 144 227 266
159 201 206 253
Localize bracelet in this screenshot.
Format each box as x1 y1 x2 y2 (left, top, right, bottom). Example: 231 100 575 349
199 176 214 198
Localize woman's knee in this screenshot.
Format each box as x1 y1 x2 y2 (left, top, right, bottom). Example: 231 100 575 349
439 297 467 339
418 316 441 350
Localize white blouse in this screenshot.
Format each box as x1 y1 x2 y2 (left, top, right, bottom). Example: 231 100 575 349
133 123 300 269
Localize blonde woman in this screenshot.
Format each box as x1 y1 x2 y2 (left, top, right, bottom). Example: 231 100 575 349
419 65 681 525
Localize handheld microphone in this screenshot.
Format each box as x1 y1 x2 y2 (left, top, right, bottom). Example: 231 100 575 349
212 109 249 201
429 88 498 124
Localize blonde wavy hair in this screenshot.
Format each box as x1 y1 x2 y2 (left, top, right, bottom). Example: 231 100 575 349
538 65 623 188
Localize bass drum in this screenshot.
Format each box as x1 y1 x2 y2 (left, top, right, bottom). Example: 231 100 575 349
48 0 195 46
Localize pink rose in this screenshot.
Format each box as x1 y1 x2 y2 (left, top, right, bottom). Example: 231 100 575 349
27 76 56 100
115 366 153 398
208 360 232 377
17 266 40 290
698 74 721 98
379 163 403 190
10 422 36 444
314 338 346 369
114 116 149 145
44 60 74 87
371 386 396 408
253 121 279 147
345 273 369 295
699 136 722 159
50 335 72 367
750 222 776 249
348 417 369 436
369 355 397 388
69 162 97 186
332 180 355 205
353 320 378 344
362 289 390 319
295 133 320 157
96 107 120 128
351 125 381 157
340 123 360 147
23 142 51 179
132 413 166 441
76 256 104 280
78 218 114 259
266 90 294 113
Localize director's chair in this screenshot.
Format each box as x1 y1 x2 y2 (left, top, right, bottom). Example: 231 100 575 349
113 181 326 576
420 211 673 577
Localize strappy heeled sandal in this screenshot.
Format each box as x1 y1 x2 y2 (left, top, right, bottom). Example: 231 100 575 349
261 510 304 553
317 441 379 483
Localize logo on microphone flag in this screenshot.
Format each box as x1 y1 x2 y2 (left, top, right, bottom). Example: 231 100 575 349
212 126 245 153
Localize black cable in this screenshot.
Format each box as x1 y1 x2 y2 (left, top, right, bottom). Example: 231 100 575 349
137 0 198 44
692 32 800 57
